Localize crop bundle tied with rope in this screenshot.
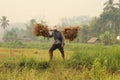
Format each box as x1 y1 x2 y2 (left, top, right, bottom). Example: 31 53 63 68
33 23 50 38
62 26 80 41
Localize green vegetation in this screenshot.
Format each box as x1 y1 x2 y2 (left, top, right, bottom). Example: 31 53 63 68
0 43 120 80
0 16 9 29
100 31 116 45
0 0 120 80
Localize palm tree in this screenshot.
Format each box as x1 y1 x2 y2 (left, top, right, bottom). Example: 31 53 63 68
112 0 120 35
102 0 120 36
114 0 120 10
0 16 9 29
104 0 115 12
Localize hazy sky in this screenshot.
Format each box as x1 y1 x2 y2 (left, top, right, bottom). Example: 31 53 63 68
0 0 108 24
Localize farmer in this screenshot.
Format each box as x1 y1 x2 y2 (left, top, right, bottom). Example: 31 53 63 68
49 25 65 60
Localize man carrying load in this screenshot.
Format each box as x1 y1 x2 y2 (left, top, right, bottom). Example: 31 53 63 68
49 25 65 60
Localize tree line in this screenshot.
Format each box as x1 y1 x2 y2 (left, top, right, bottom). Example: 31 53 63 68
0 0 120 44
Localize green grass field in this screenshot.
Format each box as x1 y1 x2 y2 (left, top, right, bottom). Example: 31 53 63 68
0 42 120 80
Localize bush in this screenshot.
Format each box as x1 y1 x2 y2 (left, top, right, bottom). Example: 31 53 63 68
90 58 107 80
100 31 116 45
66 44 120 73
66 46 97 70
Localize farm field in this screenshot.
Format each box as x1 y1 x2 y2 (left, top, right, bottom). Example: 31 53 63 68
0 42 120 80
1 0 120 80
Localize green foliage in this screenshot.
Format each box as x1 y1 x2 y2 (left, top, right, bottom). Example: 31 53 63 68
66 44 120 73
24 19 36 40
87 1 120 37
0 41 53 49
3 28 18 42
67 45 97 70
9 40 24 48
100 31 116 45
0 40 24 48
80 24 91 43
1 56 50 71
17 56 50 70
0 16 9 29
67 46 95 70
90 58 107 80
0 43 120 80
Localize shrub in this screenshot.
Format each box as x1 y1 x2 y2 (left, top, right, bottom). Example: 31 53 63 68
66 44 120 73
90 58 107 80
100 31 116 45
66 46 97 70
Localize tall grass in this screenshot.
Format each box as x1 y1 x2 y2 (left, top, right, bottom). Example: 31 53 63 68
67 44 120 75
0 43 120 80
65 44 120 80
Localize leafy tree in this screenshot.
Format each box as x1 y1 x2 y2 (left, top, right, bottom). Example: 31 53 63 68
89 17 99 36
113 0 120 10
76 0 120 43
104 0 115 12
100 11 120 36
100 31 116 45
3 28 18 42
25 19 36 40
0 16 9 29
80 24 91 43
91 0 120 37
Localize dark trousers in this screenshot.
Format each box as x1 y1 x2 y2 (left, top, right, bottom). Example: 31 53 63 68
49 43 64 60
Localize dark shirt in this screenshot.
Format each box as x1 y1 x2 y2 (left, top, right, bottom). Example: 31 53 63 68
50 30 64 45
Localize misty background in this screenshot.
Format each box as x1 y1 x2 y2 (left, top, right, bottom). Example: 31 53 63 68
0 0 120 44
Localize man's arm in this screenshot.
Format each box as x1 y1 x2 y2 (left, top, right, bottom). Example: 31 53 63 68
49 31 53 38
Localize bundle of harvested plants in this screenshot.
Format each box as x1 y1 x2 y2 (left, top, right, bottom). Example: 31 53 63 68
62 26 80 41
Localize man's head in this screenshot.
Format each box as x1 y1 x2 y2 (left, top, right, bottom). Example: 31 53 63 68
51 25 58 31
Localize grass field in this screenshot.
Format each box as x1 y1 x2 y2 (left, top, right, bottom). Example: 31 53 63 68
0 42 120 80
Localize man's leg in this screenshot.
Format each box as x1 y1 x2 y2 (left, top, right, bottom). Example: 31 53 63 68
49 51 53 60
58 44 65 60
49 44 57 60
